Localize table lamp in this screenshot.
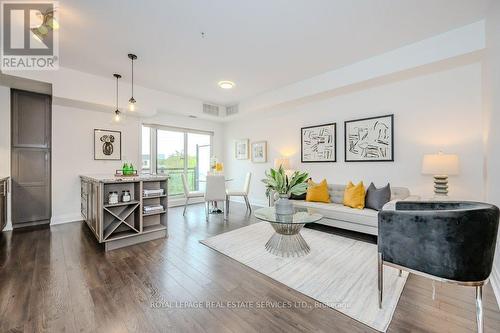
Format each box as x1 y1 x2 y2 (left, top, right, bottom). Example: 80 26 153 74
274 158 291 170
422 152 459 196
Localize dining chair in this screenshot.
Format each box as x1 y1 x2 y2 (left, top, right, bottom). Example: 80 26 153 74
205 175 227 221
226 172 252 213
181 173 204 216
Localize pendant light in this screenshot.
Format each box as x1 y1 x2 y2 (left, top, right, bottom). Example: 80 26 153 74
128 53 137 111
113 73 122 122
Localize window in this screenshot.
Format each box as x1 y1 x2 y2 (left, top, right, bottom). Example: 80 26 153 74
141 125 213 197
141 126 151 172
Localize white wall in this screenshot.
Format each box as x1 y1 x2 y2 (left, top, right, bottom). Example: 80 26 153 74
484 0 500 304
0 87 11 230
237 21 484 117
1 68 224 228
224 62 484 206
51 106 225 225
6 66 203 118
143 112 225 159
51 105 141 224
0 86 10 177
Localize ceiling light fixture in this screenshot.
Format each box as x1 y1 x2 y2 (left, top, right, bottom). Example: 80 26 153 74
218 80 235 89
128 53 137 111
113 73 122 122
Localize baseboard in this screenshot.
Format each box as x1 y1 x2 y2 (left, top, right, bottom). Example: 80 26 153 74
3 221 12 231
169 196 204 208
491 263 500 310
51 213 83 225
230 197 267 208
3 214 81 231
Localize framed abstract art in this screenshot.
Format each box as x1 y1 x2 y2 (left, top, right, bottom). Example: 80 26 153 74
301 123 337 162
344 114 394 162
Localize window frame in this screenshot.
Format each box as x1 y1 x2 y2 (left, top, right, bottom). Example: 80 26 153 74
141 124 213 197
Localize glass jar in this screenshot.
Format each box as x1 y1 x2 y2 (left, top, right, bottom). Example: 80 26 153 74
108 191 119 204
122 190 131 202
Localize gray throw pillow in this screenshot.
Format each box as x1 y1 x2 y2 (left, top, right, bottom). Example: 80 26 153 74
365 183 391 211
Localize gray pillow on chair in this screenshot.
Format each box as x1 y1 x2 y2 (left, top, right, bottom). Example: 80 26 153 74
365 183 391 211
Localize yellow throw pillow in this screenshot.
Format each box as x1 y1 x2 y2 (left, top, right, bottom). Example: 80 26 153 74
343 181 366 209
306 179 331 203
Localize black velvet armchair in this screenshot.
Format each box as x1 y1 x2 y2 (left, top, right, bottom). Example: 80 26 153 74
378 201 499 333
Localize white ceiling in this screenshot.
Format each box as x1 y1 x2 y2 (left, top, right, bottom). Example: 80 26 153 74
59 0 488 105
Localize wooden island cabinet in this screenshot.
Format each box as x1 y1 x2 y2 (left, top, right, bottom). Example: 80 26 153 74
80 174 168 251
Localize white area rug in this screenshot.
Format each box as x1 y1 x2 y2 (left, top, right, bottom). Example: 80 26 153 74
201 222 408 332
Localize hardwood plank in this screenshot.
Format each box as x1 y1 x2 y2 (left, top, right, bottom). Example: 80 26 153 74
0 202 499 332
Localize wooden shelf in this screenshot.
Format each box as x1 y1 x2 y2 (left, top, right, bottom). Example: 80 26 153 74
105 229 138 241
104 203 139 221
122 219 139 233
142 210 166 217
103 219 122 239
103 202 141 240
143 224 167 234
104 200 140 208
143 194 167 199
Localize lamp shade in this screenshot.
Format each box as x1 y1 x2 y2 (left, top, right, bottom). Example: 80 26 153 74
274 157 291 170
422 153 459 176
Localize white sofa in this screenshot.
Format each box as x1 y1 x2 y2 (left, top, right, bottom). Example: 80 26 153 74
292 184 414 236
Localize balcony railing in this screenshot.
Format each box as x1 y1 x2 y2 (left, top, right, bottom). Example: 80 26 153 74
157 167 198 196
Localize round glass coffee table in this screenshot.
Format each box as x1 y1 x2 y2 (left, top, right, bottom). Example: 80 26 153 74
254 207 323 257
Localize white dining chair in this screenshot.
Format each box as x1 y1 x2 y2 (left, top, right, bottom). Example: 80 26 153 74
205 175 228 221
226 172 252 213
181 173 204 216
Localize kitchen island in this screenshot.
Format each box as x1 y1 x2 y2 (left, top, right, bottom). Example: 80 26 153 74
80 174 168 251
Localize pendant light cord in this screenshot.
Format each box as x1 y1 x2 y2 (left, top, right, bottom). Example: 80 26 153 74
128 54 137 104
116 75 119 110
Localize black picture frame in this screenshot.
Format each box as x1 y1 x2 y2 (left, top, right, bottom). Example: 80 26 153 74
301 123 337 163
344 114 394 162
94 129 122 160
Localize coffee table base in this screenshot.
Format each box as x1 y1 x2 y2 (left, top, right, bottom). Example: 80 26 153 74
265 223 310 257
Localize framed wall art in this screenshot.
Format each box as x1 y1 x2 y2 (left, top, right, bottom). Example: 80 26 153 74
94 129 122 160
344 114 394 162
251 141 267 163
301 123 337 162
235 139 249 160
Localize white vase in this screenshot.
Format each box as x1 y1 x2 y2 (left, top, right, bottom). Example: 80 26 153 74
275 194 294 215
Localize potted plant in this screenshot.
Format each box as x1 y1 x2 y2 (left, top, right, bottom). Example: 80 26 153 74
261 166 309 214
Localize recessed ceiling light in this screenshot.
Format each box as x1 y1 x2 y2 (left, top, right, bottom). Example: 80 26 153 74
218 80 235 89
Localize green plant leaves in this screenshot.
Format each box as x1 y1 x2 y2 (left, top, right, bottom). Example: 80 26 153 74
261 167 309 196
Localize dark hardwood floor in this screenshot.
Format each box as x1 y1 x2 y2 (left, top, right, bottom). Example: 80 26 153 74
0 202 499 332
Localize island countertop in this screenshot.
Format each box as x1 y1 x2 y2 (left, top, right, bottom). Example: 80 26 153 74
80 174 169 183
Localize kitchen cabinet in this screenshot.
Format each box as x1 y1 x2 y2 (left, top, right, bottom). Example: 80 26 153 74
80 174 168 251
